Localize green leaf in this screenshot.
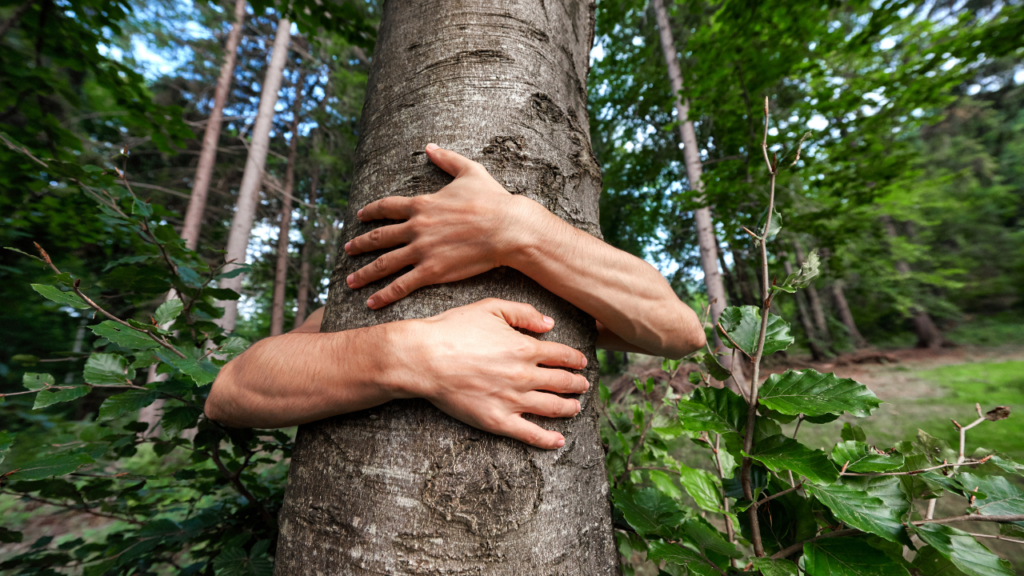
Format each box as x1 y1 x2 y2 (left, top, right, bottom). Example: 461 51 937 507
681 518 742 558
677 387 747 439
915 524 1014 576
154 299 184 325
30 284 91 309
5 246 43 262
33 386 89 409
746 435 839 484
719 306 794 357
6 453 94 481
703 355 732 381
646 541 721 575
752 558 799 576
0 431 14 466
757 207 783 242
832 441 905 472
678 464 722 513
778 251 820 293
911 546 969 576
842 423 867 442
98 390 160 420
161 405 202 434
803 537 910 576
156 351 218 386
647 469 682 500
759 369 881 417
598 382 610 405
214 266 251 280
612 487 684 537
0 527 23 543
23 372 55 390
219 336 250 355
84 353 135 384
807 477 909 544
959 473 1024 517
90 321 159 350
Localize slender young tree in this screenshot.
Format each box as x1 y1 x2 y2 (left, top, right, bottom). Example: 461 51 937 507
831 279 867 348
651 0 746 389
792 241 831 346
293 161 318 328
881 216 945 348
218 17 292 331
269 68 304 336
181 0 247 249
783 253 827 361
275 1 618 572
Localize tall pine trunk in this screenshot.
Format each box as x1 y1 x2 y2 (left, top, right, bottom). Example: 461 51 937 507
293 162 318 329
881 216 944 348
831 279 866 348
651 0 746 391
269 70 303 336
274 1 618 573
180 0 247 249
217 17 291 331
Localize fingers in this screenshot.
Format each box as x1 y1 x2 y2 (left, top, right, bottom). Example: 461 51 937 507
532 367 589 395
520 391 581 420
498 416 566 450
345 223 411 256
366 267 432 309
425 143 482 178
534 340 587 370
477 298 554 334
347 247 417 290
358 196 416 222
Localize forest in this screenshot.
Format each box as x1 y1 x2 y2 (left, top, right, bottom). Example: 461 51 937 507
1 0 1023 574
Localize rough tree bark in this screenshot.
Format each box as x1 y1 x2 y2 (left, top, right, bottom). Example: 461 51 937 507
792 241 831 346
180 0 247 249
783 254 827 361
269 70 304 336
831 280 867 348
292 162 318 329
881 216 944 348
217 17 291 331
651 0 746 390
274 2 618 574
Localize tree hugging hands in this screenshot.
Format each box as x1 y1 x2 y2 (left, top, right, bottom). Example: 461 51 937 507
207 143 704 449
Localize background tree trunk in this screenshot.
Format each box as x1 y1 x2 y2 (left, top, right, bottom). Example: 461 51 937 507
831 280 867 348
293 162 318 329
275 1 618 574
881 216 944 348
783 254 827 361
180 0 246 250
792 241 831 347
217 17 291 332
652 0 746 392
269 70 303 336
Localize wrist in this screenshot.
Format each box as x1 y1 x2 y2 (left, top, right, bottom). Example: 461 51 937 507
373 319 428 401
499 195 552 270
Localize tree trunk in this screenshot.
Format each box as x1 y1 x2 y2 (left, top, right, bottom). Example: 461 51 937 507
783 255 827 361
269 70 304 336
275 2 618 574
830 280 866 348
180 0 247 250
293 162 318 329
792 241 831 345
217 17 291 332
731 248 758 307
651 0 746 391
716 237 741 307
880 216 944 349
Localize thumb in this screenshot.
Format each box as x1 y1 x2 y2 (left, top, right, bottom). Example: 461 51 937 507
478 298 554 334
426 143 480 178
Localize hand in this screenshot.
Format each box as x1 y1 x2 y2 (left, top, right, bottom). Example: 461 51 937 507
345 143 543 309
388 298 588 449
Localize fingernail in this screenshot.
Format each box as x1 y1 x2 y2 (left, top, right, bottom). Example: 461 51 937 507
576 400 581 413
426 143 439 152
344 241 351 253
366 297 376 308
581 356 588 368
543 315 554 326
347 274 355 287
556 438 565 448
357 208 363 218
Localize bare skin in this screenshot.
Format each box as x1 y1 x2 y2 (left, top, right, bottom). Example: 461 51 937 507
206 144 705 449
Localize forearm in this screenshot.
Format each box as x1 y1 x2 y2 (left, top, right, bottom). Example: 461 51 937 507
205 324 398 428
506 198 704 359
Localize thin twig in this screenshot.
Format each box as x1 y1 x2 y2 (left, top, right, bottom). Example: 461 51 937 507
792 414 805 438
209 442 274 525
716 323 752 360
757 482 803 507
911 514 1024 526
841 460 984 477
968 533 1024 544
712 433 736 546
770 528 861 559
0 489 143 526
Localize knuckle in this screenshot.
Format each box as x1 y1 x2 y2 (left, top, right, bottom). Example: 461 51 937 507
369 228 382 243
373 255 389 272
390 279 408 297
379 197 392 211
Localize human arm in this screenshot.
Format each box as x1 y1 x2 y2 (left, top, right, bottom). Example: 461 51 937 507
344 144 705 359
204 299 588 449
